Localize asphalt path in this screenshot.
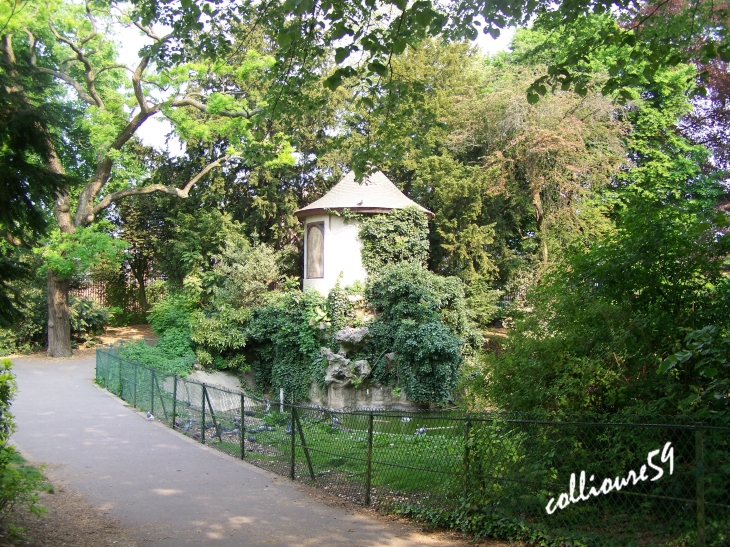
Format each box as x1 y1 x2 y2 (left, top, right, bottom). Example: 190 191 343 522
10 355 467 547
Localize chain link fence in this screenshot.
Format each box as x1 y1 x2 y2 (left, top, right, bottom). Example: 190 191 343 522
96 343 729 546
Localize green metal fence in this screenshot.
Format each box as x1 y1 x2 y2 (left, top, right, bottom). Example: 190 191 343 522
96 343 730 546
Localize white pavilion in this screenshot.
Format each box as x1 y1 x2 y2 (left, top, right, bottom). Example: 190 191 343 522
295 170 432 295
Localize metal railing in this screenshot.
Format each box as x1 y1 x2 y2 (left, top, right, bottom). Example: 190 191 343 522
96 343 730 546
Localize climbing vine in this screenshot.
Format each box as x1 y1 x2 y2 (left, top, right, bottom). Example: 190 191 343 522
359 206 430 274
354 262 471 404
245 290 332 401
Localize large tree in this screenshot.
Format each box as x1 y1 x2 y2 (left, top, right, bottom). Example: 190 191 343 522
0 0 295 356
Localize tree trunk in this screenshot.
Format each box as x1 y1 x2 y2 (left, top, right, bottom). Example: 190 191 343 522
133 264 149 312
2 34 76 357
47 271 72 357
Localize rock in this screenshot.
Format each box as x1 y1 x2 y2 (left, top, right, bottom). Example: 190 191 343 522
352 360 371 378
321 347 349 367
335 326 370 353
322 347 371 387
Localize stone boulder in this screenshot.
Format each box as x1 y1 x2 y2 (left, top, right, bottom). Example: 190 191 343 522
322 347 370 387
335 326 370 354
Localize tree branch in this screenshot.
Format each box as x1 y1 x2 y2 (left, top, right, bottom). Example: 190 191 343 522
171 97 262 118
89 156 230 218
74 104 163 226
47 14 105 108
94 64 130 77
25 30 96 105
133 55 151 112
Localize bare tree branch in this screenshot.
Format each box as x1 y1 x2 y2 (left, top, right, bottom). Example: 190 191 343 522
47 14 105 108
132 55 151 112
25 30 96 105
171 97 262 118
89 156 230 219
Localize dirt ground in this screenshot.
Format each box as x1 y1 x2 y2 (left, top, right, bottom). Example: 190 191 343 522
5 324 155 361
0 475 137 547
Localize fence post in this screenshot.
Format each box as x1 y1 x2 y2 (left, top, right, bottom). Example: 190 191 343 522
171 375 178 429
364 412 374 505
463 420 471 501
204 386 222 442
132 362 138 408
201 385 207 444
118 358 123 397
293 409 315 480
150 369 155 416
696 429 706 547
240 392 245 460
290 404 296 480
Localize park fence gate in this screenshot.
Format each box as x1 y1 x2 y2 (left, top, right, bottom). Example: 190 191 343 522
96 343 730 547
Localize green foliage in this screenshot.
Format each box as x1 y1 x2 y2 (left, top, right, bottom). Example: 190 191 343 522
358 262 471 403
480 66 730 416
0 447 48 522
392 320 463 403
244 290 329 400
39 226 127 281
660 325 730 420
118 336 197 377
147 292 196 335
68 296 110 339
366 261 474 342
190 238 282 371
118 292 197 376
0 262 113 355
359 207 430 274
209 235 281 309
0 360 48 523
0 254 47 356
326 282 355 331
411 155 498 283
0 360 16 445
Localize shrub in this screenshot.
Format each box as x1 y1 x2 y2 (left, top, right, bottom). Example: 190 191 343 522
0 448 48 522
118 334 196 377
190 239 281 371
356 262 471 404
147 292 196 335
0 360 47 525
68 296 110 339
244 290 329 400
118 292 198 376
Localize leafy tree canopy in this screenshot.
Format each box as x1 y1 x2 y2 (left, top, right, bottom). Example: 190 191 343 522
131 0 730 115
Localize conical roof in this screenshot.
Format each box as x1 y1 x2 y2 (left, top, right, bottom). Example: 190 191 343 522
295 171 433 219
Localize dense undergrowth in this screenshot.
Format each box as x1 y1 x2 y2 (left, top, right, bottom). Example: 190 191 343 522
0 359 50 536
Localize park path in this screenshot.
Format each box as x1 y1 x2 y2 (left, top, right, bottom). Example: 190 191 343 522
10 355 469 547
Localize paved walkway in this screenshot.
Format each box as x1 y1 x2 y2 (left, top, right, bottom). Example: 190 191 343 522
10 356 468 547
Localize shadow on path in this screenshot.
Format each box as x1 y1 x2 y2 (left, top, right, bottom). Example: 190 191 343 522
10 356 474 547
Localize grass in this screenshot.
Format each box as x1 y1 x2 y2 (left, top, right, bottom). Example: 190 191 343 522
97 356 728 546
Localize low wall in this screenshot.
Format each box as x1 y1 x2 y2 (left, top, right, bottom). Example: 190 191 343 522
309 381 423 411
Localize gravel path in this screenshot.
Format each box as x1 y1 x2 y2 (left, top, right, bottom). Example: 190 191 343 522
9 356 496 547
